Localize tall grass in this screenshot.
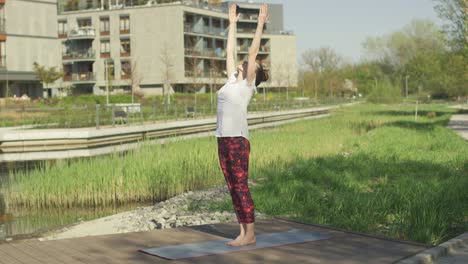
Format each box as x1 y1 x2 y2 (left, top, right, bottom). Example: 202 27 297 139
3 104 467 244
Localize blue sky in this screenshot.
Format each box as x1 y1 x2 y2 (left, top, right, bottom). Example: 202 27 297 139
259 0 442 64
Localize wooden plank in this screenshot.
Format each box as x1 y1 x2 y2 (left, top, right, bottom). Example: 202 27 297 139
47 239 107 264
18 242 65 264
20 241 88 264
0 243 42 264
48 239 119 264
0 244 23 264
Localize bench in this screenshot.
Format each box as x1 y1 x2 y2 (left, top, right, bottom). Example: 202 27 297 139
114 110 128 124
185 106 195 118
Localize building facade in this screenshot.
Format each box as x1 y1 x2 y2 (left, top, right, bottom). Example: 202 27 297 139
0 0 61 98
57 0 298 96
0 0 297 98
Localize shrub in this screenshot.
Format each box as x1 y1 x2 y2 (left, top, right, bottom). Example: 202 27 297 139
367 78 402 104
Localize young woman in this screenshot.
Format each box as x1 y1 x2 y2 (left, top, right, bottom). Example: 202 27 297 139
215 4 269 247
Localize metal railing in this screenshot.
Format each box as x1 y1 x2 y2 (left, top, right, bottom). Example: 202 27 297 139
68 28 96 39
63 72 96 82
185 48 226 59
62 50 96 61
0 98 356 129
184 24 226 37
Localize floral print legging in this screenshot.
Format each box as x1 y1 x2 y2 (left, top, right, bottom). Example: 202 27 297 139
217 137 255 224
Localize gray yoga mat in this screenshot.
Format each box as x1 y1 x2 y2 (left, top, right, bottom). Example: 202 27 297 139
140 228 332 260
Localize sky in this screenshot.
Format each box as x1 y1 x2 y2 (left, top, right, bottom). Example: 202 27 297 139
255 0 443 64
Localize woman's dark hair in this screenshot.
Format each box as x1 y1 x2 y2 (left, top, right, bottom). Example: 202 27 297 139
255 64 269 87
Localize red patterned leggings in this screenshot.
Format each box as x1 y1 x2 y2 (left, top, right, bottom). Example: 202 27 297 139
217 137 255 224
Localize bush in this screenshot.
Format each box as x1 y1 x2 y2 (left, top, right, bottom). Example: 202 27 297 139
367 78 402 104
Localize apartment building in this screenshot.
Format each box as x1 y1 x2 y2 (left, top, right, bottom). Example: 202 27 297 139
57 0 297 96
0 0 61 98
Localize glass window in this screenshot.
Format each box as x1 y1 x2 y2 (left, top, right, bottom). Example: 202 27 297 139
100 40 110 54
104 60 115 79
121 60 131 77
100 17 110 33
58 21 68 35
120 16 130 32
120 39 131 54
77 18 92 28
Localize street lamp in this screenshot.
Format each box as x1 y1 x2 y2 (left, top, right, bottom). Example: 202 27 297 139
104 58 112 106
405 75 410 98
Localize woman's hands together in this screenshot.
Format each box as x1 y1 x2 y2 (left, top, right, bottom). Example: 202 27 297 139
258 4 270 24
229 4 240 24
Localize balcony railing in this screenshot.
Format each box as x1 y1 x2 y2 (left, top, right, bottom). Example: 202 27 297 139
237 45 270 53
68 27 96 39
239 13 259 21
63 72 96 82
185 48 226 59
184 24 226 37
62 50 95 61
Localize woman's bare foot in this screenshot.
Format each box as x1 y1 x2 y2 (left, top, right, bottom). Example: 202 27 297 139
226 235 244 246
227 234 256 247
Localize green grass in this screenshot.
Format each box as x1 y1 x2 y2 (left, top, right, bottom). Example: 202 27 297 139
208 104 468 245
2 103 467 245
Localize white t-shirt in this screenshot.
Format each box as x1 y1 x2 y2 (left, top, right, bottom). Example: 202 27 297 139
215 73 257 140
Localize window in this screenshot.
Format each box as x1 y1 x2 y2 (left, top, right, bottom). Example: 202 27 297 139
120 16 130 34
120 38 130 56
58 20 68 37
0 41 5 68
104 60 115 79
100 17 110 35
77 18 92 28
121 60 131 79
100 40 110 58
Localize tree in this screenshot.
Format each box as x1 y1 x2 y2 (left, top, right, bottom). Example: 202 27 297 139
302 47 342 73
33 62 63 98
160 43 175 105
362 19 445 69
124 59 144 104
302 47 343 98
434 0 467 53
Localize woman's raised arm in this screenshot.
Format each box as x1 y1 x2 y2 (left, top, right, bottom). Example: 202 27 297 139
226 4 239 77
246 4 269 86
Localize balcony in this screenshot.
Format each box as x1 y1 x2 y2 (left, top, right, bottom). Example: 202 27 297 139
68 27 96 40
185 48 226 59
63 72 96 83
62 50 95 62
184 24 226 37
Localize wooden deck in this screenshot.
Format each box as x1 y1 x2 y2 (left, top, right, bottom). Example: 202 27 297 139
0 218 428 264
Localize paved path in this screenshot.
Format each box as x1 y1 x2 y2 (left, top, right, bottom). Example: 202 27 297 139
448 114 468 140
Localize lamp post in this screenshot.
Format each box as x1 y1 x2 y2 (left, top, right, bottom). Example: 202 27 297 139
405 75 409 98
105 59 109 105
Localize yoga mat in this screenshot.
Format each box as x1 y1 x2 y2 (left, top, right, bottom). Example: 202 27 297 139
140 228 332 260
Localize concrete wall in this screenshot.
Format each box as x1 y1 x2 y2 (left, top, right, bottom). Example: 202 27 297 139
5 0 61 72
269 34 298 88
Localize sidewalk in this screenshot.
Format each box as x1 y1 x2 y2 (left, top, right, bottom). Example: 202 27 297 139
447 114 468 140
